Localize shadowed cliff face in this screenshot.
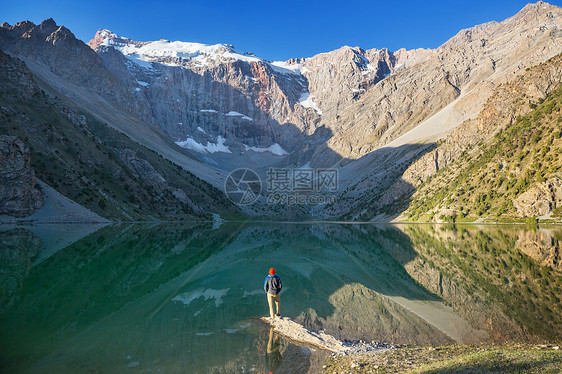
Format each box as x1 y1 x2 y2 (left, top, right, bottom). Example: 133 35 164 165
0 136 44 217
0 223 560 373
0 48 240 221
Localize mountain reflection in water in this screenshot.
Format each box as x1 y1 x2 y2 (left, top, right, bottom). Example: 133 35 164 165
0 223 560 373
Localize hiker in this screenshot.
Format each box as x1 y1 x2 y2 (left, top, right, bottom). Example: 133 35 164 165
264 268 282 318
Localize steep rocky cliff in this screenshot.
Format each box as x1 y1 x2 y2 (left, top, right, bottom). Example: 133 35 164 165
0 19 157 127
0 136 44 217
0 49 238 221
306 1 562 166
86 29 404 161
395 53 562 223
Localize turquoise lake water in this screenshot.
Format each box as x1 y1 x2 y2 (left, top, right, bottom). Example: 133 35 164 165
1 223 561 373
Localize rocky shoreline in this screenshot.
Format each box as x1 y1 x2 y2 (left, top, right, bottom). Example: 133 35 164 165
322 342 562 373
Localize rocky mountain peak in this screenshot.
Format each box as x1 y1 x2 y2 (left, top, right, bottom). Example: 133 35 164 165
38 18 58 34
87 28 147 50
504 1 561 29
1 19 80 48
440 21 498 50
520 1 555 14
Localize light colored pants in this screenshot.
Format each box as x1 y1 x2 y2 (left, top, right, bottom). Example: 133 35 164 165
267 293 280 318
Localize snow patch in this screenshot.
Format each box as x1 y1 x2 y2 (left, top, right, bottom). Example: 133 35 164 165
124 54 154 69
136 80 149 87
172 288 230 307
270 61 305 75
298 92 322 115
358 55 376 75
243 143 289 156
176 135 231 154
225 111 253 121
197 126 206 134
200 109 218 113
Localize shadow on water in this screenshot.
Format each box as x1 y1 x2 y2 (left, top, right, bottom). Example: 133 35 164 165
0 222 561 373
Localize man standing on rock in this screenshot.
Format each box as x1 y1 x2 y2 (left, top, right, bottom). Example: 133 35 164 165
264 268 282 318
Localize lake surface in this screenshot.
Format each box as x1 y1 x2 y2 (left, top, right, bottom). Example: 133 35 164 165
1 223 561 373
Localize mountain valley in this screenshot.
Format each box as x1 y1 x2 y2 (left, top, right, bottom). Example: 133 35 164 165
1 2 562 222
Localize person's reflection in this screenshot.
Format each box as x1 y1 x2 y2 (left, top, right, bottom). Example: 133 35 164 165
264 327 282 373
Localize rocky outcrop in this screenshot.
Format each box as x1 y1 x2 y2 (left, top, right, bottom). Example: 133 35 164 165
86 30 432 164
115 148 204 215
403 52 562 189
0 48 40 99
513 177 562 217
299 46 397 119
116 148 166 185
0 136 44 217
87 29 314 153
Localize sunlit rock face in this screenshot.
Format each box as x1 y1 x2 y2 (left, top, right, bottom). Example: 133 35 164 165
84 2 562 168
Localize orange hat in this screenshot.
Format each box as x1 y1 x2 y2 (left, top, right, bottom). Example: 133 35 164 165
269 268 275 274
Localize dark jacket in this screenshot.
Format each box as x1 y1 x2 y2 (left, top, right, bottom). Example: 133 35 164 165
264 275 282 295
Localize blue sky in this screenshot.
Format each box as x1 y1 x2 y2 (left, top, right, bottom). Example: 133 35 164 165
2 0 561 60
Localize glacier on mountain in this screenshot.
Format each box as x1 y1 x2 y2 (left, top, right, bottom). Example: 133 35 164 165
243 143 289 156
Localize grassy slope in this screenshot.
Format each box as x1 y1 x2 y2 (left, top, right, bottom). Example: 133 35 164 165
324 343 562 374
0 52 240 221
404 62 562 223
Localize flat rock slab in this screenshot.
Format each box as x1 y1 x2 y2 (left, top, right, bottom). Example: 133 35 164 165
260 316 394 355
260 316 345 353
